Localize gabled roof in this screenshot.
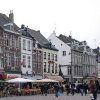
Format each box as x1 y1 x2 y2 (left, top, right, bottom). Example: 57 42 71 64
0 13 19 32
93 47 100 55
20 28 33 38
27 28 58 51
57 34 94 54
58 34 79 43
28 28 48 45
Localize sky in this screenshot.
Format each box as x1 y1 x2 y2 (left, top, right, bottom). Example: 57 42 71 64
0 0 100 48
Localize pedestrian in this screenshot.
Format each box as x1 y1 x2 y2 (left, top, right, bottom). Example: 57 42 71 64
60 83 64 93
95 80 99 93
65 83 70 95
43 83 49 96
83 82 88 96
40 83 44 95
89 80 98 100
71 83 75 95
79 83 84 96
54 83 61 98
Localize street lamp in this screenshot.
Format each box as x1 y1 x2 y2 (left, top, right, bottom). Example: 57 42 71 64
68 42 73 83
70 44 73 83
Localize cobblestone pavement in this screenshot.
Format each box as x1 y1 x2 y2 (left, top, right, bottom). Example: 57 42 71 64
0 93 100 100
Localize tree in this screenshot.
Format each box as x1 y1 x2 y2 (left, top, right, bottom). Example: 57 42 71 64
59 66 63 77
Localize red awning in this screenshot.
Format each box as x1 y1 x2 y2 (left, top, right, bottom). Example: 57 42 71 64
0 74 6 80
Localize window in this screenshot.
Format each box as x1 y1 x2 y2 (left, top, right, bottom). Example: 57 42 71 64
48 63 50 73
44 62 46 72
68 66 71 75
0 46 3 53
63 51 66 56
23 55 26 67
7 39 9 46
23 39 26 50
27 56 31 68
51 54 54 60
52 63 54 73
55 54 57 61
0 57 3 68
33 63 37 68
48 53 50 60
33 50 37 61
1 59 3 68
38 51 41 60
7 53 11 66
14 36 17 48
44 52 46 59
14 53 17 66
55 64 57 74
27 40 31 51
10 35 12 46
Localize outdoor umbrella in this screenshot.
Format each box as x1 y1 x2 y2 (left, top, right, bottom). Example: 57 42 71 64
35 78 58 82
6 77 35 83
6 77 35 90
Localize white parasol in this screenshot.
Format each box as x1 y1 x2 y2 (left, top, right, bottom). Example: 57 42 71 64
6 77 35 83
36 78 58 82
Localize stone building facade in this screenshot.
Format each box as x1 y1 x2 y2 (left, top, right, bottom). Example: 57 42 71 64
49 34 97 82
0 12 21 79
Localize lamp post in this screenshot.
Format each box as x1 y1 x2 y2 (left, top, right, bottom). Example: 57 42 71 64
70 43 73 83
69 42 73 83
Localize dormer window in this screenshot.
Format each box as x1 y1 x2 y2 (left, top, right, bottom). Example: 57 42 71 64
4 23 14 31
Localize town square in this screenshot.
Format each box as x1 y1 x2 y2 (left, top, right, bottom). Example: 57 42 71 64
0 0 100 100
0 94 100 100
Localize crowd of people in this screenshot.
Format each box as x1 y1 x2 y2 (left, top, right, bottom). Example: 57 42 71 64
39 79 100 100
0 79 99 100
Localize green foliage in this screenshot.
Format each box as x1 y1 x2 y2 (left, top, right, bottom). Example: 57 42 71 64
59 67 63 77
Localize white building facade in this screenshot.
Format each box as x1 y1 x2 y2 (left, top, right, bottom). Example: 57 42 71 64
43 48 59 77
21 35 33 75
48 31 71 80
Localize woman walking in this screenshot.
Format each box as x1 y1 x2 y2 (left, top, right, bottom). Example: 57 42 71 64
89 80 98 100
54 83 61 98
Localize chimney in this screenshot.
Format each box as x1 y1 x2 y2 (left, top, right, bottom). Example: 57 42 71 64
69 35 72 39
9 10 14 22
21 24 25 30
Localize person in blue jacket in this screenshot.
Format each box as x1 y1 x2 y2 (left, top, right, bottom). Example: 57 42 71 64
54 83 61 97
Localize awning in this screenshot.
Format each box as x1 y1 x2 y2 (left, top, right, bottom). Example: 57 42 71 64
45 75 64 82
0 74 6 80
36 79 58 82
6 78 35 83
6 74 21 79
22 75 42 80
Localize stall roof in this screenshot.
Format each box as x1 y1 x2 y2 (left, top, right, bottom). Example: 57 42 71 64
45 75 64 82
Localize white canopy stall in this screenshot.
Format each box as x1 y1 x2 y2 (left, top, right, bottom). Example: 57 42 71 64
6 78 35 83
6 77 35 91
